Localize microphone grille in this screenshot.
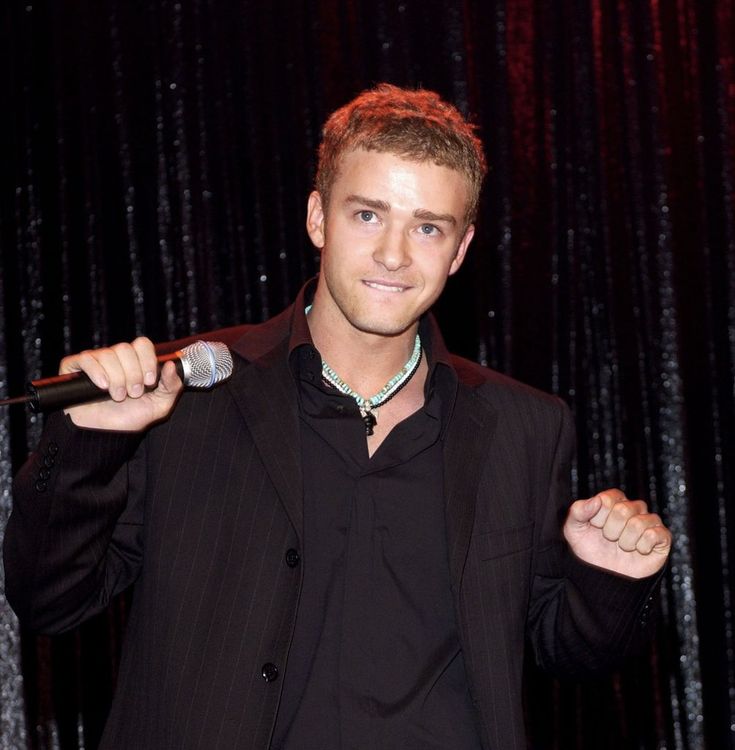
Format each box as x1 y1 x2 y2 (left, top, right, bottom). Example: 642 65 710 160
179 341 234 388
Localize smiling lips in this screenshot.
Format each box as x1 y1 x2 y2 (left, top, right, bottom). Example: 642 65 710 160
363 279 411 293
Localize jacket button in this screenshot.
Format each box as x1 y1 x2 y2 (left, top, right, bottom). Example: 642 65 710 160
262 663 279 682
47 441 59 456
43 454 55 468
38 468 51 481
35 480 47 492
285 549 300 568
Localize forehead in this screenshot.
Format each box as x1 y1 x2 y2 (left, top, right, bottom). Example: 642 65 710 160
331 149 470 214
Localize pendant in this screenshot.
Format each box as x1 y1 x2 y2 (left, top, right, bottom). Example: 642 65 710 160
317 332 422 439
360 407 377 436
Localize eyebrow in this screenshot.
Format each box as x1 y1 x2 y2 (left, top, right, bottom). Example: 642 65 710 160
344 194 391 212
413 208 457 226
344 195 457 226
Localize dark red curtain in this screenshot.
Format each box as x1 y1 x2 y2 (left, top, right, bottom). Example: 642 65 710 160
1 1 733 748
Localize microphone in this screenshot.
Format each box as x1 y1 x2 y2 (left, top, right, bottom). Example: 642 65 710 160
1 341 234 413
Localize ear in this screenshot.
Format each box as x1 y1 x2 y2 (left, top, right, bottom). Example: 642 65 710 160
306 191 326 249
448 223 475 276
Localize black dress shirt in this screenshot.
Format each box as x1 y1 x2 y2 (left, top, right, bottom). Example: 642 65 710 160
271 307 482 750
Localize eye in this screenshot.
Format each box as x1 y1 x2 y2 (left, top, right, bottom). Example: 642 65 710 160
358 210 377 223
419 223 440 236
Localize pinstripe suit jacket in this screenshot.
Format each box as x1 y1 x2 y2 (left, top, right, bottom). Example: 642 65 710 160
5 294 659 749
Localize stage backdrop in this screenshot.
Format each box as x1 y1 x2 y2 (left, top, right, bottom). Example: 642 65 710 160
1 0 733 748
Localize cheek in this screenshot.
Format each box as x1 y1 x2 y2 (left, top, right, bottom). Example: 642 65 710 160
320 246 358 286
416 251 457 281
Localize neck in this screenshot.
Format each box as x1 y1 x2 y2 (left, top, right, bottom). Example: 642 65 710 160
306 307 421 399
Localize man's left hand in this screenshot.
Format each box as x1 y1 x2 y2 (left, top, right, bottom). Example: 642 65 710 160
563 489 672 579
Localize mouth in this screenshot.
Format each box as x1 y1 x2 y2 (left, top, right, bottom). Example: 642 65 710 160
362 280 410 293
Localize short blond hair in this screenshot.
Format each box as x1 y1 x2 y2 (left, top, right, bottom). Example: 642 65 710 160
316 83 487 225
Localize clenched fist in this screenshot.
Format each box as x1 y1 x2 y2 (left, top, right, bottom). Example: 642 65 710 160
563 489 671 579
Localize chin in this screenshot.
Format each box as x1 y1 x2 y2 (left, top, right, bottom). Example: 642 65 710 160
347 312 417 338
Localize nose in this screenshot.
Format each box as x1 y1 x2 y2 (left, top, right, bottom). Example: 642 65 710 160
372 228 411 271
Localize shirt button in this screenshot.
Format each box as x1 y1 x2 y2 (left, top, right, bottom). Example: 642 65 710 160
285 549 300 568
44 454 55 468
35 480 47 492
47 441 59 456
262 663 279 682
38 467 51 480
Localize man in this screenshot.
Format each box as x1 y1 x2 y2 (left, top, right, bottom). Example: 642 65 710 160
4 84 671 749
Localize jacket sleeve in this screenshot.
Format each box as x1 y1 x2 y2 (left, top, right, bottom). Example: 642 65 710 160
3 412 146 634
526 400 663 677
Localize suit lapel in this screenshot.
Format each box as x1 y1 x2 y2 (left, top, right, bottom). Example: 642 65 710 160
227 314 304 542
444 383 498 587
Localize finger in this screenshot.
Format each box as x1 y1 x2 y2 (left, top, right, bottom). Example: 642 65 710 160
601 500 649 542
566 496 603 527
110 342 146 399
616 513 657 551
635 525 672 555
588 488 630 528
131 336 158 387
60 342 149 398
59 349 110 390
94 348 130 402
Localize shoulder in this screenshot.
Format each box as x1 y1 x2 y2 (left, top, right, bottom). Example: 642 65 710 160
452 354 567 411
154 298 295 363
153 324 257 356
449 353 574 449
153 301 293 363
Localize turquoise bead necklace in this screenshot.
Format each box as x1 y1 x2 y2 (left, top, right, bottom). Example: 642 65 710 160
305 305 423 435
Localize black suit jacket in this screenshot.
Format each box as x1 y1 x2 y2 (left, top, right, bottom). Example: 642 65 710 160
4 294 659 749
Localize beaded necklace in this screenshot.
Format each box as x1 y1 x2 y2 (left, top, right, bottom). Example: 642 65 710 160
304 305 423 435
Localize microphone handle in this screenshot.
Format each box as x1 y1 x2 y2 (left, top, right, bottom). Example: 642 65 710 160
27 352 183 414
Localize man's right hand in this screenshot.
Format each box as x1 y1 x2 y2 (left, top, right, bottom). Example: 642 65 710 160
60 337 183 432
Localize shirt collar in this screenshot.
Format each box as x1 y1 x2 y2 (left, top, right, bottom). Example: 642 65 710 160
287 277 455 378
287 278 458 434
288 278 318 359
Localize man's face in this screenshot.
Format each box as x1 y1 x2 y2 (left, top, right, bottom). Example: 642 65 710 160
307 149 475 339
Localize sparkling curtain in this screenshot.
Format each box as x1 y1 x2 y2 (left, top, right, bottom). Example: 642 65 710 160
2 0 733 747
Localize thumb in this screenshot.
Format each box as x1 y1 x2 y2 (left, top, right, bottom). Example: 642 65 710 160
157 360 183 394
566 495 603 529
149 360 184 406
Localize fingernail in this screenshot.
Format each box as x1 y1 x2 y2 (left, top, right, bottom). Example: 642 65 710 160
130 383 143 397
113 386 126 401
144 370 156 386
